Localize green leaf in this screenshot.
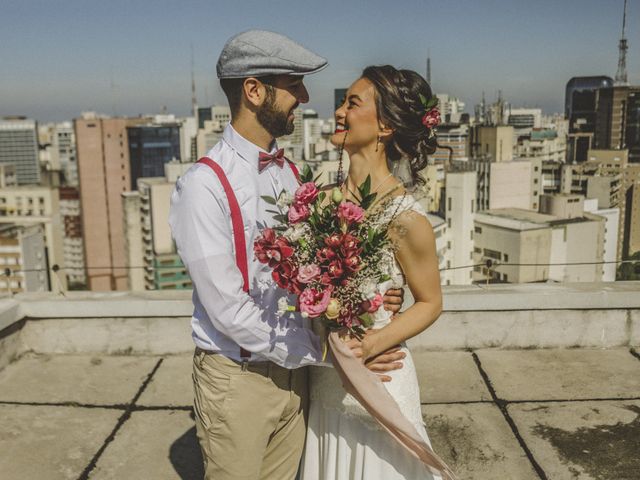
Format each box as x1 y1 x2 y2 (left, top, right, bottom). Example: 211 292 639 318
301 164 313 183
266 209 281 215
318 191 326 204
261 196 277 205
273 214 288 223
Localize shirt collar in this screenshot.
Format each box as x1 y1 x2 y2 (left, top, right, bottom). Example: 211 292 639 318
222 123 279 170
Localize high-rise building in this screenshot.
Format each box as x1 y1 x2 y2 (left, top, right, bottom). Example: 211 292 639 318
565 76 614 163
469 125 514 162
432 124 469 163
58 186 85 288
595 86 640 163
127 122 181 190
0 224 49 293
123 161 193 290
506 108 542 129
74 113 149 290
0 185 66 290
0 117 40 186
443 170 476 285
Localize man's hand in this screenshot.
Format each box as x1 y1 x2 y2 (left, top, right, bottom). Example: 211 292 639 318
383 288 404 316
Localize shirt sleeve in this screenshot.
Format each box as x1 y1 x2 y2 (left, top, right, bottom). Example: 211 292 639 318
169 168 322 368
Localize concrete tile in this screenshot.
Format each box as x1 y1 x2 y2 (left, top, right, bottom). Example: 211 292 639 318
476 348 640 401
90 410 202 480
137 355 193 407
412 351 492 403
422 403 539 480
0 404 120 480
0 353 159 405
509 401 640 480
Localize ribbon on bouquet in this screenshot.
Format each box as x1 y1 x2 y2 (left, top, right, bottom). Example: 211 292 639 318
328 332 457 480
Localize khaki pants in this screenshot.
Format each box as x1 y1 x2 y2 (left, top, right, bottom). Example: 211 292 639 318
192 348 309 480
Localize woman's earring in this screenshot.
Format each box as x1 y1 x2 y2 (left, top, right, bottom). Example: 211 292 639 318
375 135 381 152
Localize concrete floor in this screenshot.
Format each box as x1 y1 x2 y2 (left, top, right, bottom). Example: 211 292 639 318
0 348 639 480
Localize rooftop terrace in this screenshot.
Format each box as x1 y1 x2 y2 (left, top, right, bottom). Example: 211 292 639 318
0 282 639 479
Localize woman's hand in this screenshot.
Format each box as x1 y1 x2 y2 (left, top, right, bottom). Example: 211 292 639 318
383 288 404 315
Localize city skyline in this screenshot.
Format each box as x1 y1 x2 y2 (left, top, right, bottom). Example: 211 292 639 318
2 0 638 122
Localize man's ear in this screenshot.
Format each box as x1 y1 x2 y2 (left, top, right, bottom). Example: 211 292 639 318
242 77 267 108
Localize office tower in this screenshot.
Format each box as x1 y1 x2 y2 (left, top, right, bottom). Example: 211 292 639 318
432 124 469 163
0 185 66 290
58 186 86 288
506 108 542 129
435 94 465 124
123 161 193 290
127 122 181 190
470 125 514 162
0 117 40 185
583 197 620 281
565 76 614 163
444 170 477 285
595 86 640 163
0 224 49 293
74 114 149 290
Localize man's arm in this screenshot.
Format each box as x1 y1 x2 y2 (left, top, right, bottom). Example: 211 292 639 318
169 170 322 368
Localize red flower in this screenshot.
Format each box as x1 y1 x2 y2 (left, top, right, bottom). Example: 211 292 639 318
316 247 337 263
327 260 344 279
254 228 294 267
288 202 311 224
422 108 441 129
272 260 302 294
324 234 342 248
343 255 361 272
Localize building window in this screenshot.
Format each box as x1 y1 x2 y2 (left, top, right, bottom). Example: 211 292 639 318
447 241 451 249
474 226 482 234
447 198 451 211
470 230 473 240
503 253 509 262
447 218 451 228
471 200 474 213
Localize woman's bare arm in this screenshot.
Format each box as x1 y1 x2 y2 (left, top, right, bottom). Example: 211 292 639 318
359 210 443 362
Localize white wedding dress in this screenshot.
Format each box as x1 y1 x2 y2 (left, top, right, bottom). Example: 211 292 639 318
301 195 442 480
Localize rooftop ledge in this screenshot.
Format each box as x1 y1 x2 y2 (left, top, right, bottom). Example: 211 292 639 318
1 282 639 369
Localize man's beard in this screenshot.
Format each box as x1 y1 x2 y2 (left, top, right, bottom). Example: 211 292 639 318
256 90 295 138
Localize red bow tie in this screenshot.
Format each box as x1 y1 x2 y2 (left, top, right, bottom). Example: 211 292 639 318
258 149 286 172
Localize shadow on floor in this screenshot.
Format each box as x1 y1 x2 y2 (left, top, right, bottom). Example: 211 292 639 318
169 425 204 480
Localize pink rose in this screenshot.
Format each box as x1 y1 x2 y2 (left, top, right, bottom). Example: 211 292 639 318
299 287 332 318
297 264 320 284
294 182 319 205
288 202 310 224
366 293 384 313
337 202 365 224
421 108 441 129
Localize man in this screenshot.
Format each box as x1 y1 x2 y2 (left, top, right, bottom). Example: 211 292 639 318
169 30 405 480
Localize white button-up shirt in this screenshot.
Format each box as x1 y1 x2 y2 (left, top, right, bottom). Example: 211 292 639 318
169 124 322 369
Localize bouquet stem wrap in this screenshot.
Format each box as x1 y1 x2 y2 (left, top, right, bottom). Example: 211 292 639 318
328 332 457 480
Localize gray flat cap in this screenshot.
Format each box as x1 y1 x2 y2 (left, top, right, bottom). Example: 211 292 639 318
217 30 328 79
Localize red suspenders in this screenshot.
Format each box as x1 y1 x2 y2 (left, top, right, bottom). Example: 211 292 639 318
196 156 300 359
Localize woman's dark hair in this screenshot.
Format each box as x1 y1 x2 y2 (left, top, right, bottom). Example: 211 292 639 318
361 65 438 186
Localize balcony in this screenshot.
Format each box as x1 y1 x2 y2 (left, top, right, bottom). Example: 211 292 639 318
0 282 638 479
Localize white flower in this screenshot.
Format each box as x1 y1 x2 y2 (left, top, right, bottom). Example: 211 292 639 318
276 297 290 317
359 278 378 300
277 191 294 211
283 223 309 242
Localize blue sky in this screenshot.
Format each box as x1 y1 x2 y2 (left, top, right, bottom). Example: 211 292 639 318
1 0 638 122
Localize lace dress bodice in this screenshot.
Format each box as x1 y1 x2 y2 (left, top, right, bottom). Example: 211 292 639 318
309 194 431 432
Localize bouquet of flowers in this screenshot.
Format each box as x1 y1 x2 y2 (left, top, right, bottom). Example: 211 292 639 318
254 166 403 339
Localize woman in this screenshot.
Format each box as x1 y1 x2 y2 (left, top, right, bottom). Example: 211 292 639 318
301 65 445 479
